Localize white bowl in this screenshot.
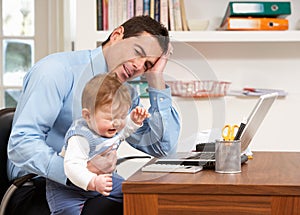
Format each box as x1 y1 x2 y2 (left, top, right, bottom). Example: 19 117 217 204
187 19 209 31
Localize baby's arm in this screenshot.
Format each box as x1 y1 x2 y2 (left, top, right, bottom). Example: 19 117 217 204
130 106 151 125
87 174 113 196
64 136 99 190
118 107 150 140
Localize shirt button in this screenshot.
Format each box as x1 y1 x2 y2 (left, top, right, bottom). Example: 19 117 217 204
159 97 164 102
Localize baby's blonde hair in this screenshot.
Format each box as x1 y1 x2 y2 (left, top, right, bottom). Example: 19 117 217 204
82 73 131 114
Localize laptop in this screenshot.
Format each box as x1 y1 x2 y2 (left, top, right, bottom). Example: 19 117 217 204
155 93 278 168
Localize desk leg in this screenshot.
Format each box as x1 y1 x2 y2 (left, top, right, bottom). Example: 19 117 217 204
124 194 158 215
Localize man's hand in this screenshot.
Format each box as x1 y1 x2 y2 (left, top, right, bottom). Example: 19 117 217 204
130 106 151 125
144 43 173 90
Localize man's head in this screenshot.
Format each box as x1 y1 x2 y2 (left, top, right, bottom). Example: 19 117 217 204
81 74 132 137
102 16 169 53
102 16 170 82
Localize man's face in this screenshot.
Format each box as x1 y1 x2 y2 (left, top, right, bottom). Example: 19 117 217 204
104 34 163 82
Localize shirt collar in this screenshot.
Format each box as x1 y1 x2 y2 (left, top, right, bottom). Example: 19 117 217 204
90 46 108 75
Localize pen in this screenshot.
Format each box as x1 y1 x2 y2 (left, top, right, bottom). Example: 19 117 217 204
243 87 261 92
234 117 247 140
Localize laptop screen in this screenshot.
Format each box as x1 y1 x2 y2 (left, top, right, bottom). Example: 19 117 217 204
240 93 278 152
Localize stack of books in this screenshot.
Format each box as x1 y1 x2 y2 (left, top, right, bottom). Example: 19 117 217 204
97 0 189 31
218 1 291 31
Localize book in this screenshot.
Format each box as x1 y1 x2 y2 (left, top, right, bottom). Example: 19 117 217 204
180 0 189 31
108 0 118 30
121 0 128 24
127 0 135 19
221 1 291 27
96 0 103 30
173 0 182 31
143 0 151 16
219 17 289 31
160 0 169 29
154 0 160 22
102 0 108 30
135 0 144 16
168 0 175 30
150 0 155 19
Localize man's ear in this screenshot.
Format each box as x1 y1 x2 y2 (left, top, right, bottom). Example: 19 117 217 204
82 108 91 121
110 26 124 42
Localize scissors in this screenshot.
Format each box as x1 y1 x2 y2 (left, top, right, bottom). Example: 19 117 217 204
222 124 239 141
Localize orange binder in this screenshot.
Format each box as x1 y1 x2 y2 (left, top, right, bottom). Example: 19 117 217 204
219 17 288 30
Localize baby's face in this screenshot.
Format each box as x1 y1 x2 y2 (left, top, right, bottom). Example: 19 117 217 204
89 104 129 138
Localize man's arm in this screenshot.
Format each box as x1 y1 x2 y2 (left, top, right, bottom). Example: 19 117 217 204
126 44 180 157
126 86 180 157
7 58 70 184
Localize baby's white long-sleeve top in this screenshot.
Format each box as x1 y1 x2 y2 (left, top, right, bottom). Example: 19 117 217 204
63 115 141 190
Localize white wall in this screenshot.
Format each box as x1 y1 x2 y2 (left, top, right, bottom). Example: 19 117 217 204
166 42 300 152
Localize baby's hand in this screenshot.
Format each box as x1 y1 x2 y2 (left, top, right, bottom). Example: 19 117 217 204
93 174 113 196
130 107 150 125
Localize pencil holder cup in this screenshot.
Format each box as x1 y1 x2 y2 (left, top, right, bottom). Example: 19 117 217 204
215 140 241 174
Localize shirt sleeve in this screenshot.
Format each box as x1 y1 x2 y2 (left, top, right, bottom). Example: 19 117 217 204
126 85 181 157
7 56 71 184
64 136 96 190
118 114 142 140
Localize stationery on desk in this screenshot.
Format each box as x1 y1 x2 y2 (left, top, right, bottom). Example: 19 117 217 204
222 124 239 141
234 117 247 141
243 87 288 97
229 87 287 97
221 121 247 141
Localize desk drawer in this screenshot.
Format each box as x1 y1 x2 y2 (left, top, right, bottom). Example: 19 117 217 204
124 193 300 215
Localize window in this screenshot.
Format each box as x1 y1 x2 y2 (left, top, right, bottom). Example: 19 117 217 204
0 0 63 108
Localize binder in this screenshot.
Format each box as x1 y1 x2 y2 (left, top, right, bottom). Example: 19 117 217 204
224 1 291 17
219 17 289 31
220 1 291 27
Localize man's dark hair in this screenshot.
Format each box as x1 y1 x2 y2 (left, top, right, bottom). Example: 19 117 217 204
102 16 169 54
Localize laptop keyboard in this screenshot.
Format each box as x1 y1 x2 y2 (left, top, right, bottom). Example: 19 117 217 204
185 152 215 160
142 164 203 173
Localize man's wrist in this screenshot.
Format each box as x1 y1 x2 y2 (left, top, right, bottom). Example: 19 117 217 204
145 72 165 90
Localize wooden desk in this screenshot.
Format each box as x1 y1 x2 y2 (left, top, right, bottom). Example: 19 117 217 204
122 152 300 215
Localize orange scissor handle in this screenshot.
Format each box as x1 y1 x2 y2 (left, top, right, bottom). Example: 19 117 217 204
222 124 239 141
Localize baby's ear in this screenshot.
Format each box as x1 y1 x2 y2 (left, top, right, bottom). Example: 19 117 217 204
82 108 91 121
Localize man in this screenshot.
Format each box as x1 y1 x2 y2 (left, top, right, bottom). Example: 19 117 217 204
7 16 180 214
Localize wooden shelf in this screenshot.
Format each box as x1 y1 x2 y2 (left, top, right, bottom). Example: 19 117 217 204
95 30 300 43
169 30 300 42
